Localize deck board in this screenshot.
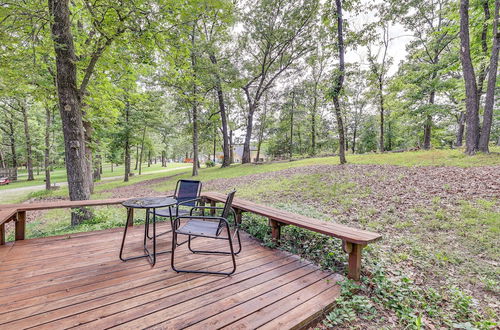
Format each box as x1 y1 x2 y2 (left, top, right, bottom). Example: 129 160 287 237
0 224 341 329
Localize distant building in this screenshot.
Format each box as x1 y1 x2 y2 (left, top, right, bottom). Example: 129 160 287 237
232 145 268 163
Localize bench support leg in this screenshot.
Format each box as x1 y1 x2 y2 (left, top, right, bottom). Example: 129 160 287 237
15 211 26 241
0 223 4 245
210 200 216 216
344 241 364 281
269 219 281 243
235 210 243 225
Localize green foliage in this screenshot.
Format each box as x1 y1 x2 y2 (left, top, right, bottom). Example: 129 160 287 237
205 160 216 167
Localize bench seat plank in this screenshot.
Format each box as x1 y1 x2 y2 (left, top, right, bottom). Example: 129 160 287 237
202 192 381 245
0 198 128 212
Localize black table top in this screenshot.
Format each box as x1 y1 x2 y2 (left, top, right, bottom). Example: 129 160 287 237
122 196 177 209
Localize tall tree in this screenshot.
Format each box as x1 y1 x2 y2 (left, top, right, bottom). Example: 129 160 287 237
459 0 481 155
238 0 318 163
478 0 500 152
48 0 91 224
367 23 391 152
330 0 346 164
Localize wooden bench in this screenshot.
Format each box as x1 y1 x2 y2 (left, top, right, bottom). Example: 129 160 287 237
201 192 382 280
0 193 381 280
0 198 131 246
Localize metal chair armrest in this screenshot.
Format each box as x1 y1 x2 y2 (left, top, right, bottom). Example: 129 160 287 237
177 197 202 206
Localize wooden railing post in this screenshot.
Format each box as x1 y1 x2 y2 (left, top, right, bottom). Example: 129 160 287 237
0 223 5 245
269 219 281 243
126 208 134 227
343 241 365 281
15 211 26 241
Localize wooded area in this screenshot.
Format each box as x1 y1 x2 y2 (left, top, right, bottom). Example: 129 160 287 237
0 0 499 223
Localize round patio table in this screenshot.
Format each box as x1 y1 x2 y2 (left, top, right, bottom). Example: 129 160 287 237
119 196 177 266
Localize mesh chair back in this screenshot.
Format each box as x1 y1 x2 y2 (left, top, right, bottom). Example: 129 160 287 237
221 190 236 219
175 180 202 207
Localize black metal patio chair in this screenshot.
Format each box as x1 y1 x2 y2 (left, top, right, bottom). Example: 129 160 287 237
147 179 202 239
171 190 241 276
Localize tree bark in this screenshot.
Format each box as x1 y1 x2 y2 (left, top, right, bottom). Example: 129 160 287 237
311 83 317 156
476 0 491 108
8 115 18 180
124 99 131 182
229 130 234 164
0 148 5 169
256 95 268 162
378 77 385 152
83 121 93 192
44 105 52 190
478 0 500 152
190 24 199 176
290 91 295 160
456 111 466 147
459 0 480 155
139 126 146 175
423 115 432 150
333 0 346 164
20 103 34 181
242 95 256 164
209 55 231 167
134 145 139 170
48 0 91 225
192 101 199 176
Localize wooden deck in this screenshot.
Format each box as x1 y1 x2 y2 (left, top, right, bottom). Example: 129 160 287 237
0 223 342 329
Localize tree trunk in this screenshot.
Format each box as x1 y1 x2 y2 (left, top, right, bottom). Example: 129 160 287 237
344 113 349 152
44 105 52 190
242 101 256 164
256 97 268 163
192 101 199 176
20 103 34 181
459 0 480 155
148 150 151 167
48 0 91 225
0 149 5 168
378 77 385 152
229 130 234 164
423 115 432 150
456 111 466 147
476 0 491 108
134 145 139 170
213 124 216 162
7 115 18 180
478 0 500 152
190 24 199 176
209 55 231 167
311 83 317 156
83 121 93 193
124 99 131 182
290 91 295 160
93 153 101 181
138 126 146 175
333 0 346 164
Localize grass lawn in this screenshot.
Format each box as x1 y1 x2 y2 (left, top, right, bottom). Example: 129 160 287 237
0 162 189 191
3 148 499 329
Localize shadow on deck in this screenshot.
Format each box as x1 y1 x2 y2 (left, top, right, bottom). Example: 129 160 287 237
0 223 342 329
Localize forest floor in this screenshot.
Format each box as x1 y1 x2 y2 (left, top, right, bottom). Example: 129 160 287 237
3 148 500 329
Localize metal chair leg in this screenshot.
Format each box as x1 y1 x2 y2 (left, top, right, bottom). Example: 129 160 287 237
172 224 237 276
188 229 241 256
